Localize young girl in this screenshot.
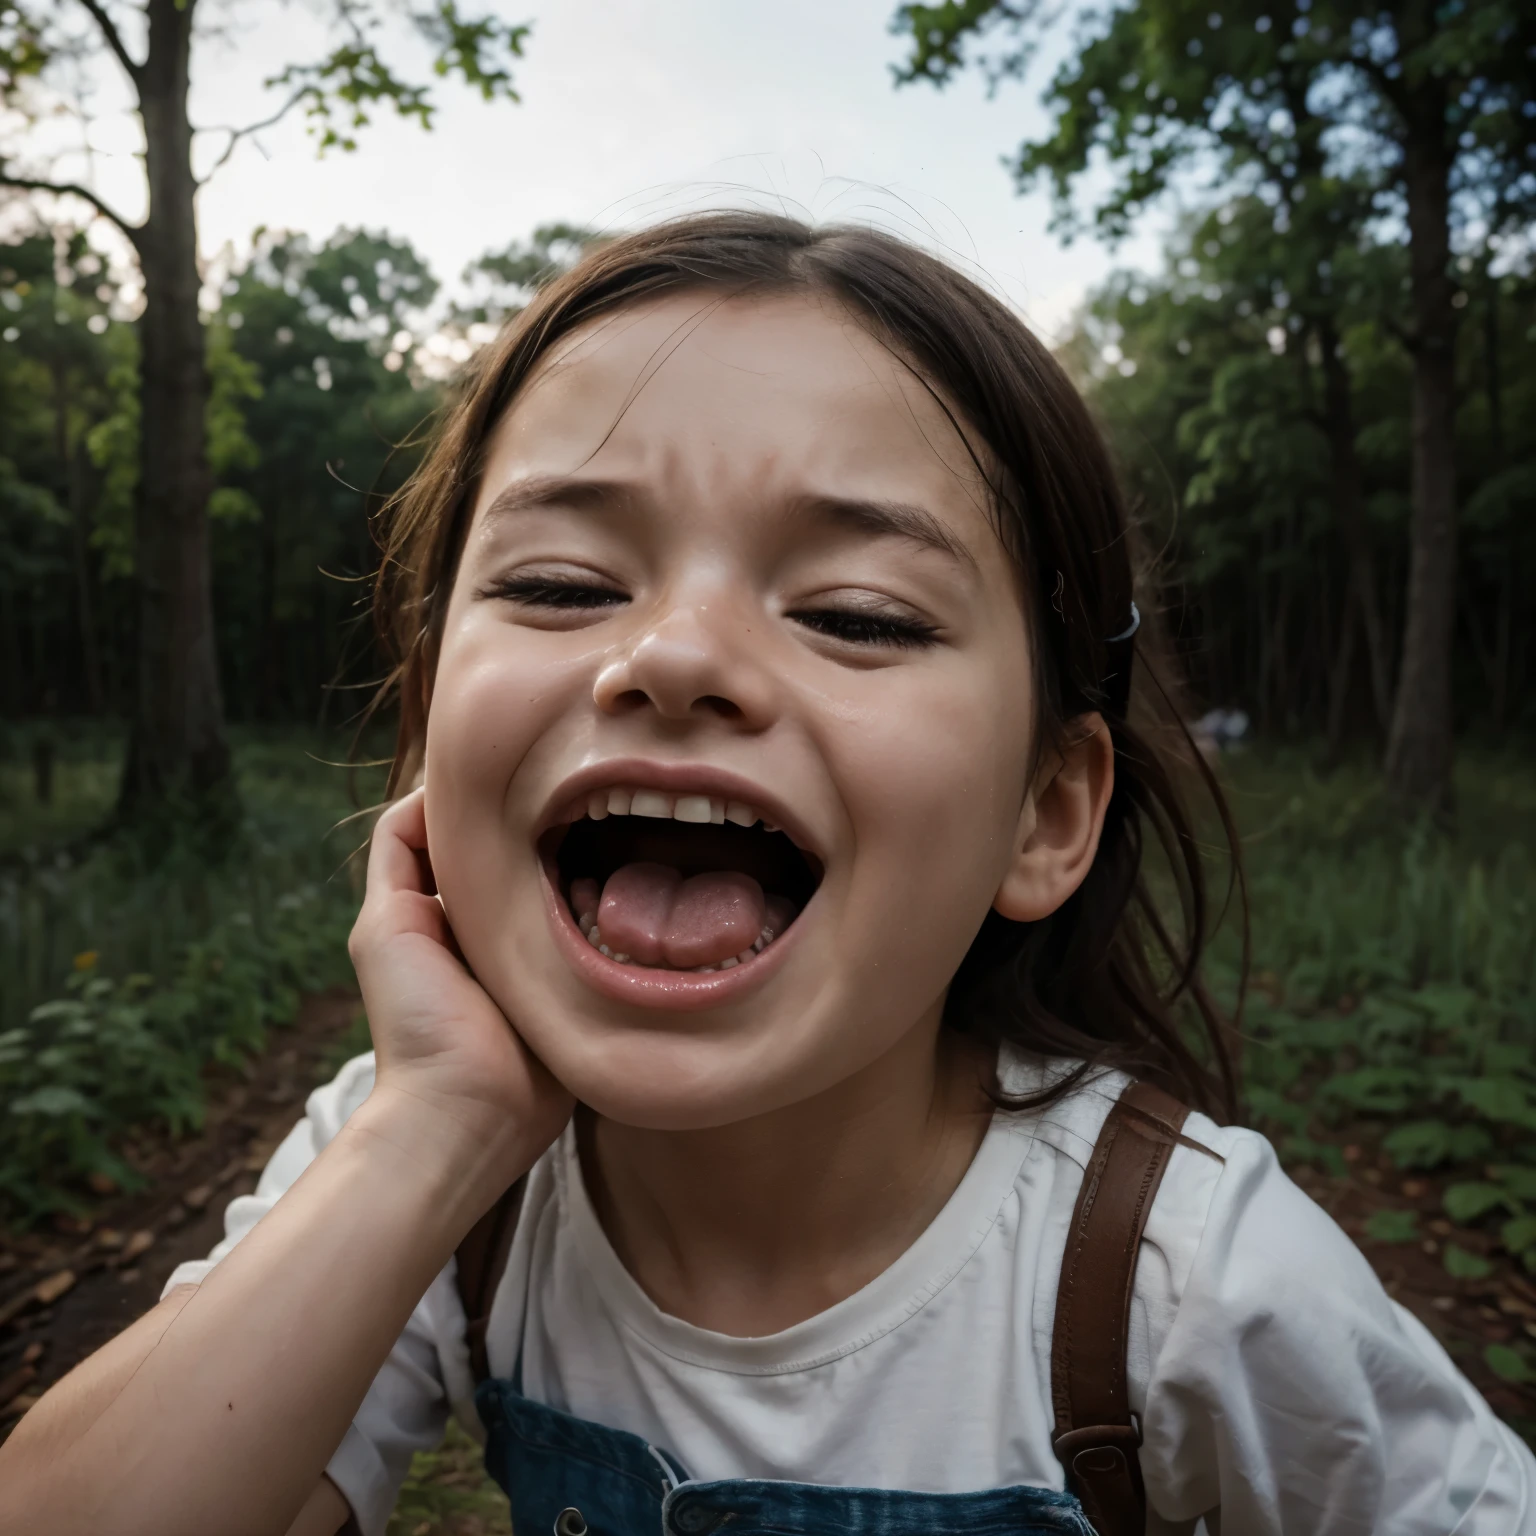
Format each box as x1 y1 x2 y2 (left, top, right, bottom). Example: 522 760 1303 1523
2 213 1530 1536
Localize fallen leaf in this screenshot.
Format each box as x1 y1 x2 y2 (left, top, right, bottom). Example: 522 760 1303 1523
95 1228 124 1251
33 1270 75 1306
21 1341 44 1366
183 1183 213 1213
3 1392 39 1417
120 1230 154 1263
1485 1343 1534 1383
87 1172 117 1196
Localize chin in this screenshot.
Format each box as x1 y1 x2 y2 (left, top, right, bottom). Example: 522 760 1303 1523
516 1010 829 1131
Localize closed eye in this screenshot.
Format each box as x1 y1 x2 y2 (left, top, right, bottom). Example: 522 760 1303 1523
787 607 938 648
483 575 629 611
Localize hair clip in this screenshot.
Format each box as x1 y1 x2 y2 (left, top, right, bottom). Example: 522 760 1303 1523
1106 603 1140 645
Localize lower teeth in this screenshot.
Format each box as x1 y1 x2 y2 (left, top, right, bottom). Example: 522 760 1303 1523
580 919 781 972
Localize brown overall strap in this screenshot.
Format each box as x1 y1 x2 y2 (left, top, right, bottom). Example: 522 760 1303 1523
1052 1080 1191 1536
455 1174 528 1385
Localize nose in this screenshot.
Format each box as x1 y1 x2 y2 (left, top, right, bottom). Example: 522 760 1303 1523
593 597 773 728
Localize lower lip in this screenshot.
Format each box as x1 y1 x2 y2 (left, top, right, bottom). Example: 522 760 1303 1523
540 859 805 1011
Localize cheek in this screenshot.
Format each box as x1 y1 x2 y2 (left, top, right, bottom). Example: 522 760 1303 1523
422 616 592 879
828 644 1032 923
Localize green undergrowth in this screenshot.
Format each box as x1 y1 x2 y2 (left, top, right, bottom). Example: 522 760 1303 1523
0 723 381 1224
1213 748 1536 1365
386 1418 511 1536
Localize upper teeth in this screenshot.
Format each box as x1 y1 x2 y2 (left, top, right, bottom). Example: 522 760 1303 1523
583 788 764 828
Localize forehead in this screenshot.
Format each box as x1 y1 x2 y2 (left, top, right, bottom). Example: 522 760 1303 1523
479 289 999 542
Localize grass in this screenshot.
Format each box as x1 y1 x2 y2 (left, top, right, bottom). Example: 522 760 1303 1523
0 722 382 1035
385 1420 512 1536
0 721 383 1222
1218 746 1536 1014
1206 746 1536 1385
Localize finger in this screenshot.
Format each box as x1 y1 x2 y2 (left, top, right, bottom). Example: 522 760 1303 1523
367 788 431 899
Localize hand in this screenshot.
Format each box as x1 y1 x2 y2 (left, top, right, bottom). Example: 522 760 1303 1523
347 788 574 1184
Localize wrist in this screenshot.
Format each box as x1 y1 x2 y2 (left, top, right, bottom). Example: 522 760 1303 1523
342 1084 543 1233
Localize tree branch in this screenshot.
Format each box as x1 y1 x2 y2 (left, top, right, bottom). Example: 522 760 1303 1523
194 87 307 185
73 0 143 82
0 170 141 243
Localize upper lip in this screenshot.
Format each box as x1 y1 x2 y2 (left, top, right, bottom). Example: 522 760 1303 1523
536 758 824 862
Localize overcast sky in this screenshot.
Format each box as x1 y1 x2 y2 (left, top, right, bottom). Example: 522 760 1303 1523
59 0 1168 340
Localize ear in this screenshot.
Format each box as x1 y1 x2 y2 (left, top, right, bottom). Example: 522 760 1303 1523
992 714 1115 924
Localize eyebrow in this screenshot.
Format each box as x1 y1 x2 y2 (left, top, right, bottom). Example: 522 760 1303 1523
479 476 978 572
792 494 979 573
480 475 630 522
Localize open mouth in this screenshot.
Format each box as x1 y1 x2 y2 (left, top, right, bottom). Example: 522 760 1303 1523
539 787 822 975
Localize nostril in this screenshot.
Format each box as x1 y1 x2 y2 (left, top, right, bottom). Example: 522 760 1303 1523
699 694 741 720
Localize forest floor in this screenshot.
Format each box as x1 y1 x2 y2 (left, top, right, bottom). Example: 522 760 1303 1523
2 733 1535 1532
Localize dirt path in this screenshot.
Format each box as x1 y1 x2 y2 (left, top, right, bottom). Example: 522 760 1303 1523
0 988 363 1427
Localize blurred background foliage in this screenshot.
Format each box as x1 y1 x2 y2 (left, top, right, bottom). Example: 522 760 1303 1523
0 220 609 726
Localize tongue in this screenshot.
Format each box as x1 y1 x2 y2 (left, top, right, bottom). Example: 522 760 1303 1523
595 862 767 968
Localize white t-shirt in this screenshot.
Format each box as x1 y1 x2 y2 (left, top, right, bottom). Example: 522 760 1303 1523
167 1050 1536 1536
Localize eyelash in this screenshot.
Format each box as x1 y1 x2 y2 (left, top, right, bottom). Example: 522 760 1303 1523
485 576 628 609
488 577 938 649
786 607 939 649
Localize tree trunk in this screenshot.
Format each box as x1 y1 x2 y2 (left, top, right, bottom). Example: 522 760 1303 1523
1383 68 1459 815
50 361 105 713
117 0 233 822
1318 322 1392 731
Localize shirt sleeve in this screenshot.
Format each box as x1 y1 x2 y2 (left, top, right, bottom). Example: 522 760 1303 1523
158 1051 459 1536
1140 1125 1536 1534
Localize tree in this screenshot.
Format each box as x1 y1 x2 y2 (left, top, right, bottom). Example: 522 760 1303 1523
0 232 121 715
0 1 530 828
896 0 1536 812
217 226 438 719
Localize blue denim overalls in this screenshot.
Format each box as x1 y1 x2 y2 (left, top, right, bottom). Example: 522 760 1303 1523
455 1079 1190 1536
473 1367 1097 1536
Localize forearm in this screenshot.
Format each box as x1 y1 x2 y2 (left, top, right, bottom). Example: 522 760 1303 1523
0 1088 530 1536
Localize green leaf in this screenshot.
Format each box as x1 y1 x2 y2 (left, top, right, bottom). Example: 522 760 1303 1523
10 1085 91 1117
1449 1077 1536 1127
1444 1244 1494 1280
1321 1067 1426 1116
1444 1183 1513 1223
1501 1215 1536 1255
1485 1344 1534 1384
1364 1209 1419 1243
1383 1119 1454 1170
1492 1166 1536 1202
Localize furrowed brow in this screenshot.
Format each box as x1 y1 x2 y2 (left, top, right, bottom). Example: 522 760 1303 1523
798 494 979 573
480 475 632 522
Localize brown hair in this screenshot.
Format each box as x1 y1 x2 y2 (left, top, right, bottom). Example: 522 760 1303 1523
367 210 1243 1119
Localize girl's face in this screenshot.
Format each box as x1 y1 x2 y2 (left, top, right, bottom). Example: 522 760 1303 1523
425 290 1051 1130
